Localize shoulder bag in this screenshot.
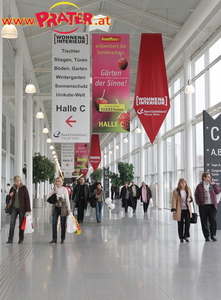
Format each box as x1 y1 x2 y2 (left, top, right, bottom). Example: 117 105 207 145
190 201 198 224
47 193 57 204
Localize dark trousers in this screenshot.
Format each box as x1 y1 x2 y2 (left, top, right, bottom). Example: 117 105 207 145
52 207 67 241
132 197 138 211
8 207 25 242
124 198 129 212
77 198 85 222
177 210 190 239
111 192 115 200
199 204 217 238
143 201 150 213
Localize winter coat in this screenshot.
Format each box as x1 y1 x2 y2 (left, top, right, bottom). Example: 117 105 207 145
129 184 140 199
171 188 193 221
9 184 31 214
139 185 152 202
195 181 221 209
72 183 90 209
120 186 132 208
93 188 106 202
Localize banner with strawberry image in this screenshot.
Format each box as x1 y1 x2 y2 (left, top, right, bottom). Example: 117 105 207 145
73 143 88 177
133 34 170 143
92 34 130 133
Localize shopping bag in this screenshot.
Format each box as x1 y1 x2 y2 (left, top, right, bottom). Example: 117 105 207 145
73 216 82 235
24 215 34 233
67 212 76 233
85 204 92 216
149 198 153 208
21 216 26 230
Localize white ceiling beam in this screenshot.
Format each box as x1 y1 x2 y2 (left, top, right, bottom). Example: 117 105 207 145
102 10 173 40
107 0 182 29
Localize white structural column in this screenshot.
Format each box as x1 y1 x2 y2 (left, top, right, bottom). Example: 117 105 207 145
26 94 33 208
39 120 45 199
184 51 193 192
6 117 11 183
34 101 40 153
157 128 163 209
0 0 3 228
139 127 145 182
15 49 23 176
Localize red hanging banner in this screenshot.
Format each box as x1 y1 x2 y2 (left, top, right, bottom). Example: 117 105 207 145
89 134 101 171
133 34 170 143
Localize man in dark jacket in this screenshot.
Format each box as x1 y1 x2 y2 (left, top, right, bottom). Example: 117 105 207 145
72 177 90 223
195 172 221 241
129 180 140 213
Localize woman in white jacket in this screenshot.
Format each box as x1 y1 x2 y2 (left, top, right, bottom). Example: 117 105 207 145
49 177 71 244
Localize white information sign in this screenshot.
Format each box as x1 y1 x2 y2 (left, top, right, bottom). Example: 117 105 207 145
61 143 74 171
52 33 90 143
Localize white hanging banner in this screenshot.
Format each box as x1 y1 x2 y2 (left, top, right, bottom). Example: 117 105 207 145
61 143 74 171
52 33 90 143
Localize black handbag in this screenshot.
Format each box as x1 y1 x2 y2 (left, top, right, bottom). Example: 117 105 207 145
5 205 11 214
90 195 96 208
47 193 57 204
190 202 198 224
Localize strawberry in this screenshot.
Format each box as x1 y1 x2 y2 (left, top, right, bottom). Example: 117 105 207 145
95 98 108 112
94 89 107 113
118 58 128 70
117 110 130 131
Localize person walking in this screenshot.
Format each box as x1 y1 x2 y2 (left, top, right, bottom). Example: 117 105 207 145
49 177 71 244
120 182 132 213
72 177 90 223
6 175 31 244
129 180 140 213
92 182 106 223
139 181 152 213
5 183 11 206
171 178 193 242
195 172 221 242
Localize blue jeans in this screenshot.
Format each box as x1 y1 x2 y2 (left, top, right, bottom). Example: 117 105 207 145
52 207 67 241
96 201 103 222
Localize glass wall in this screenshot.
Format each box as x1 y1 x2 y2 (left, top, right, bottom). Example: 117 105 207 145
100 32 221 209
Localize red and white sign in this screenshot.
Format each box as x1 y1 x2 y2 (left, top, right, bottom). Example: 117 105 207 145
89 134 101 171
133 34 170 143
52 33 90 143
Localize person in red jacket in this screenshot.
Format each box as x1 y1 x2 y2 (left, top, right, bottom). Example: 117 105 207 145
195 172 221 242
6 175 31 244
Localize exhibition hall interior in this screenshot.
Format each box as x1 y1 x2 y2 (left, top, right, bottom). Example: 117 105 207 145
1 0 221 299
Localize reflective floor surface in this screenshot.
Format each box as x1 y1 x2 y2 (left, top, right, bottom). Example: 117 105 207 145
1 200 221 300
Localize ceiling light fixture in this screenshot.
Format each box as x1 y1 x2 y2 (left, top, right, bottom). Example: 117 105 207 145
135 126 141 133
49 145 54 150
46 137 52 143
42 125 49 133
1 1 18 39
115 145 119 149
25 27 36 93
36 108 44 119
184 80 195 94
123 136 128 143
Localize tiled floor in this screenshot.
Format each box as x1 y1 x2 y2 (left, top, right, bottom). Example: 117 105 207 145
1 200 221 300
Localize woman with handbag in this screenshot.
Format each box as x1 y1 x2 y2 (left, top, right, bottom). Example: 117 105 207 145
171 178 193 242
92 182 106 223
6 175 31 244
49 177 71 244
